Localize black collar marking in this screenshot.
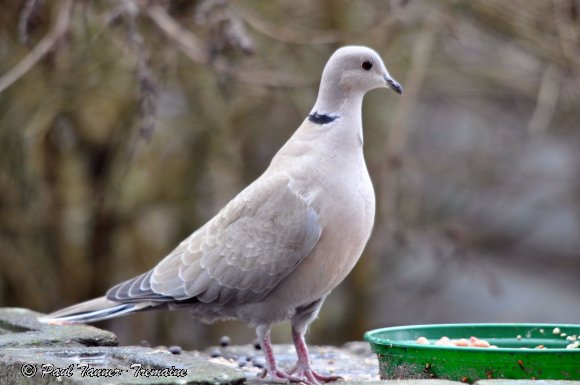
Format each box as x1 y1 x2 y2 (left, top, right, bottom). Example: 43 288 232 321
308 112 338 125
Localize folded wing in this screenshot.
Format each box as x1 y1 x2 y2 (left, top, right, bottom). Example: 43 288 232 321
107 176 321 306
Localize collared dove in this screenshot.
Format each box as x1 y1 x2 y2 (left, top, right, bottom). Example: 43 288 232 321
40 46 402 384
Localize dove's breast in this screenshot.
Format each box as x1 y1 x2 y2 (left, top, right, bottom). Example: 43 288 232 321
263 135 376 311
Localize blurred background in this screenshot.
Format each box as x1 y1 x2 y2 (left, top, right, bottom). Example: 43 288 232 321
1 0 579 350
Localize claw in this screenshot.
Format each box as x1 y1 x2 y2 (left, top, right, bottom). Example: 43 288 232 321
286 365 342 385
285 325 342 385
255 324 341 385
259 368 308 383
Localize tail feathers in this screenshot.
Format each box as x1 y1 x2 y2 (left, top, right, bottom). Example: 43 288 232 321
38 297 155 324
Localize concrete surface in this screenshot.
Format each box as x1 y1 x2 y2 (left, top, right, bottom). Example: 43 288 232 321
1 308 579 385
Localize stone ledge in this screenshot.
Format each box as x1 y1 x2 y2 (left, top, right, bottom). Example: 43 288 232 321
0 346 245 385
206 342 379 382
2 308 579 385
0 308 117 348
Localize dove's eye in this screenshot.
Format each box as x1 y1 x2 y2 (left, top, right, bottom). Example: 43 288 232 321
361 60 373 71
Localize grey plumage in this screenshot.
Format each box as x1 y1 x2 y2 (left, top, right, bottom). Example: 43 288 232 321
111 176 321 305
40 46 402 384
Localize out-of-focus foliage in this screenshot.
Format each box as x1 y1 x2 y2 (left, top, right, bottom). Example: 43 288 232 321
0 0 579 349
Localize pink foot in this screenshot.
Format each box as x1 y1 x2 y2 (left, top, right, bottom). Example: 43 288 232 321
287 365 342 385
259 368 306 383
256 326 311 384
286 326 343 385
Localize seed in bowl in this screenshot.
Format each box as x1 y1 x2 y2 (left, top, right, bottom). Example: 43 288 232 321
415 337 430 344
434 336 454 346
566 341 579 349
416 336 492 348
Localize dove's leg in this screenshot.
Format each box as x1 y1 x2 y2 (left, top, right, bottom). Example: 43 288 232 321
256 324 304 382
287 297 341 384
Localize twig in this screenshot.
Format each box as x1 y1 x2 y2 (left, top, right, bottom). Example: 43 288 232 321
145 3 312 88
553 0 580 70
18 0 44 45
0 0 74 94
125 0 158 141
527 63 562 137
388 11 441 157
234 4 340 45
378 9 442 236
467 1 576 72
196 0 255 55
146 3 209 64
235 3 394 47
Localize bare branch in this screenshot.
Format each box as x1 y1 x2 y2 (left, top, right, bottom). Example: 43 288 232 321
389 12 441 158
527 63 563 137
0 0 74 94
196 0 255 55
145 3 312 88
145 3 209 64
234 4 340 45
553 0 580 70
378 10 442 234
125 1 158 141
18 0 44 45
466 1 579 72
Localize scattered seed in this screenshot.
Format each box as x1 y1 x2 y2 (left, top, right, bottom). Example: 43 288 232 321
470 337 490 348
168 345 182 355
553 327 561 335
252 356 265 369
219 336 231 347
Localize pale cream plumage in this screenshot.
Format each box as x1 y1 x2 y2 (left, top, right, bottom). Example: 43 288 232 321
40 46 402 384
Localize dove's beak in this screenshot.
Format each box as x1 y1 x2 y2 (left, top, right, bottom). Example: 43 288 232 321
384 74 403 95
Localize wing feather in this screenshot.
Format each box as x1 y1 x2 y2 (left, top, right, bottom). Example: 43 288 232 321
106 176 321 306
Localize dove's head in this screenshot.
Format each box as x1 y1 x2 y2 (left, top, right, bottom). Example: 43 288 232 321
312 46 402 117
321 46 403 96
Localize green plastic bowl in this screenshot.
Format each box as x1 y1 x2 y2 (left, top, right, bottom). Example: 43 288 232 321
364 323 580 383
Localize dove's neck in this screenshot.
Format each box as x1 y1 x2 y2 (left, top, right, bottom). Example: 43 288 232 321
311 83 364 120
310 85 365 143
